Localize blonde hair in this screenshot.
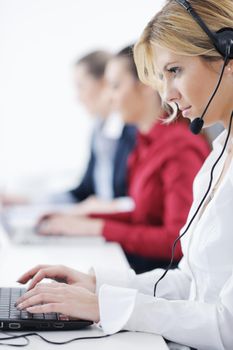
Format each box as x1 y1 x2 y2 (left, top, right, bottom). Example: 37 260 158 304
134 0 233 120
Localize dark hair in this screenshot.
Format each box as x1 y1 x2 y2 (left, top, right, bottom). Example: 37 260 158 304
115 44 139 80
76 50 112 79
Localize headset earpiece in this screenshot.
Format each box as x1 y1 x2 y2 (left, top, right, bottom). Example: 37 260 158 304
176 0 233 60
215 28 233 59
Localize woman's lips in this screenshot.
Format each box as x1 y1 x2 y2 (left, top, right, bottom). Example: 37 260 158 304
182 106 192 118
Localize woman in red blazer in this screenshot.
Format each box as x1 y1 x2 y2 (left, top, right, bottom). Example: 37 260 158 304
38 46 210 272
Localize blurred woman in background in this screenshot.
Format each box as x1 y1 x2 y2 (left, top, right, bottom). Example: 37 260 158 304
38 45 210 273
0 50 136 209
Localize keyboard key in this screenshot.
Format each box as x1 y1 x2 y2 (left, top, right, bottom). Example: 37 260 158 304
0 315 9 319
21 313 32 320
33 313 44 319
9 315 20 320
44 313 57 320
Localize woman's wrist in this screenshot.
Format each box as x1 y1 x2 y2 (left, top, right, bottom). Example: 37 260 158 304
88 219 104 236
88 271 97 293
91 294 100 323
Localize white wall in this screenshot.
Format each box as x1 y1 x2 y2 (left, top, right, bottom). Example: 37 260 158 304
0 0 164 196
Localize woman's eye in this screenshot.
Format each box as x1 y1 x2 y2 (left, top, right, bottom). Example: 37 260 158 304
168 67 181 75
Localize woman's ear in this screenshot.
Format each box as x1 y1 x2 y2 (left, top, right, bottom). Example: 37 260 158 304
226 61 233 85
227 60 233 74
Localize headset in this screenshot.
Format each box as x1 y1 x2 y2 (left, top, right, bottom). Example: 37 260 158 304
177 0 233 59
176 0 233 134
154 0 233 296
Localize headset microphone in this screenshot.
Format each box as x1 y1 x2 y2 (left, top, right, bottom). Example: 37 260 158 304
189 118 204 135
175 0 233 135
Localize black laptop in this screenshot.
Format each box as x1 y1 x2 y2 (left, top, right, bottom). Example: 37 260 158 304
0 287 93 331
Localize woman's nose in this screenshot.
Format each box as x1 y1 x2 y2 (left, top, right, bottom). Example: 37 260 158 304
163 83 180 104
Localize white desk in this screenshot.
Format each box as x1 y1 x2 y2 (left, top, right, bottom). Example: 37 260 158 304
0 327 168 350
0 242 129 286
0 224 168 350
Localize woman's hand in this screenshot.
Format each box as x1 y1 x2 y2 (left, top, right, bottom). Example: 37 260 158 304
0 193 29 207
15 283 100 323
68 196 121 215
17 264 96 292
37 214 104 236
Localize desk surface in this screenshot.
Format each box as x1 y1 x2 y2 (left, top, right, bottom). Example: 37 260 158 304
0 242 129 285
0 326 169 350
0 224 168 350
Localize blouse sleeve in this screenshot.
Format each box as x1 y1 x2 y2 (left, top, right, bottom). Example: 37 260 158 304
93 257 191 300
98 266 233 350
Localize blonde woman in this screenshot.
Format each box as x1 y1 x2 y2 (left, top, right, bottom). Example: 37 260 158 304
16 1 233 349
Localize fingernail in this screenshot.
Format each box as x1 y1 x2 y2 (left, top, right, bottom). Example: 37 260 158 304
15 298 21 307
17 303 23 310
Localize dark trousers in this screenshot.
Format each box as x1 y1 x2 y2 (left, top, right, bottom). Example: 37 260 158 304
125 252 179 274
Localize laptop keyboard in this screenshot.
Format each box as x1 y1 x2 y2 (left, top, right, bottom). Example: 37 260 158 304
0 288 58 320
12 227 104 245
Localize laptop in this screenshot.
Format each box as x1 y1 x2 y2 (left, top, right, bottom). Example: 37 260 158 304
0 287 93 331
0 205 104 245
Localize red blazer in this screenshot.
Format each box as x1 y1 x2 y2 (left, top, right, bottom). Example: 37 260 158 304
91 120 210 261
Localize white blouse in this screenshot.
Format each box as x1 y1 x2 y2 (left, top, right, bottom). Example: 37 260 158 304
94 130 233 350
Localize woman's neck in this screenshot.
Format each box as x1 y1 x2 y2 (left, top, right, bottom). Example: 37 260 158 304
220 100 233 130
98 104 112 119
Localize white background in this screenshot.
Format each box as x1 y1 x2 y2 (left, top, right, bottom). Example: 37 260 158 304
0 0 164 197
